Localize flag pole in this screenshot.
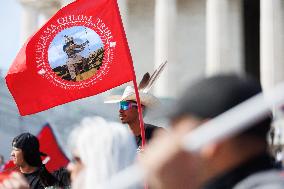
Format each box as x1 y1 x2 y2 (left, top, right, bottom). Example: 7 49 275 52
132 79 146 148
114 0 146 148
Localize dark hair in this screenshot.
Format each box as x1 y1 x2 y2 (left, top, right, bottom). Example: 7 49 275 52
38 165 59 187
12 133 63 187
12 133 46 167
171 74 271 139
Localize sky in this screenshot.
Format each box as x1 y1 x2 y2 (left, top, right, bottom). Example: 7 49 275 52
0 0 21 75
0 1 104 73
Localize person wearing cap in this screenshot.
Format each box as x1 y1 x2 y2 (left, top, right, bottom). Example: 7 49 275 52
140 74 284 189
105 62 168 149
11 133 70 189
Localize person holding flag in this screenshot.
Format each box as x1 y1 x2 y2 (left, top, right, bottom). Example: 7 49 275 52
5 0 154 153
105 62 167 149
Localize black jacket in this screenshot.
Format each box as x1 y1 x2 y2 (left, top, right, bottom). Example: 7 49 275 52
135 124 163 147
24 166 70 189
203 153 284 189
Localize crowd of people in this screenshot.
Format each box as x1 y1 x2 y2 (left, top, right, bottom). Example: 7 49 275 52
1 74 284 189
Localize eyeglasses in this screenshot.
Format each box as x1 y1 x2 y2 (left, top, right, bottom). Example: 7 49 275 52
119 101 137 110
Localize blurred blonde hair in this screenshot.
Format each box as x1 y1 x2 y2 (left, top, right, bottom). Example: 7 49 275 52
68 116 138 189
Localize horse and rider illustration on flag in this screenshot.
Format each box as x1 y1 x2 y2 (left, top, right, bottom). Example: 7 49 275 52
51 27 104 82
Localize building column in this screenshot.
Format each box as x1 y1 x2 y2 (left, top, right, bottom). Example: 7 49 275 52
20 5 38 45
206 0 244 76
118 0 128 34
260 0 284 92
153 0 177 98
61 0 73 7
38 6 60 27
19 0 61 43
260 0 284 146
37 0 61 27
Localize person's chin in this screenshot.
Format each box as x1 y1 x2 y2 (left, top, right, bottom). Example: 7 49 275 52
120 118 127 124
120 120 126 124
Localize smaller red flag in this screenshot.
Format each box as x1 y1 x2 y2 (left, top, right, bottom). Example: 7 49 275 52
37 124 69 172
6 0 134 115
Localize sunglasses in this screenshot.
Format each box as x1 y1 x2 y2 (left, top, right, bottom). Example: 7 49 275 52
119 101 137 110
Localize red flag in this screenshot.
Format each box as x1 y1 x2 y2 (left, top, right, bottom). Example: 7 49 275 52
0 173 10 183
37 124 69 172
1 124 69 173
6 0 134 115
1 161 18 174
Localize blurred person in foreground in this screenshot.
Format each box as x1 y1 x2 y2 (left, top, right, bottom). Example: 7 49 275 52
67 116 142 189
10 133 70 189
0 172 29 189
140 74 284 189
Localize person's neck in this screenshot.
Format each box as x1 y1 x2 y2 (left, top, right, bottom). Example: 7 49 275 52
20 164 38 174
128 119 142 136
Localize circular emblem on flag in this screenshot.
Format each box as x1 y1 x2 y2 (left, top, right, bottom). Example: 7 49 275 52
35 15 116 90
48 26 104 82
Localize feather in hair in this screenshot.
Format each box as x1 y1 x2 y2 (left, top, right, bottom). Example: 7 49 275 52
142 61 167 93
138 72 150 90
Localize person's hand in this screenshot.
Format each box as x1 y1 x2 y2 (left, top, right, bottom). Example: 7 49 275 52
139 124 204 189
0 172 29 189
